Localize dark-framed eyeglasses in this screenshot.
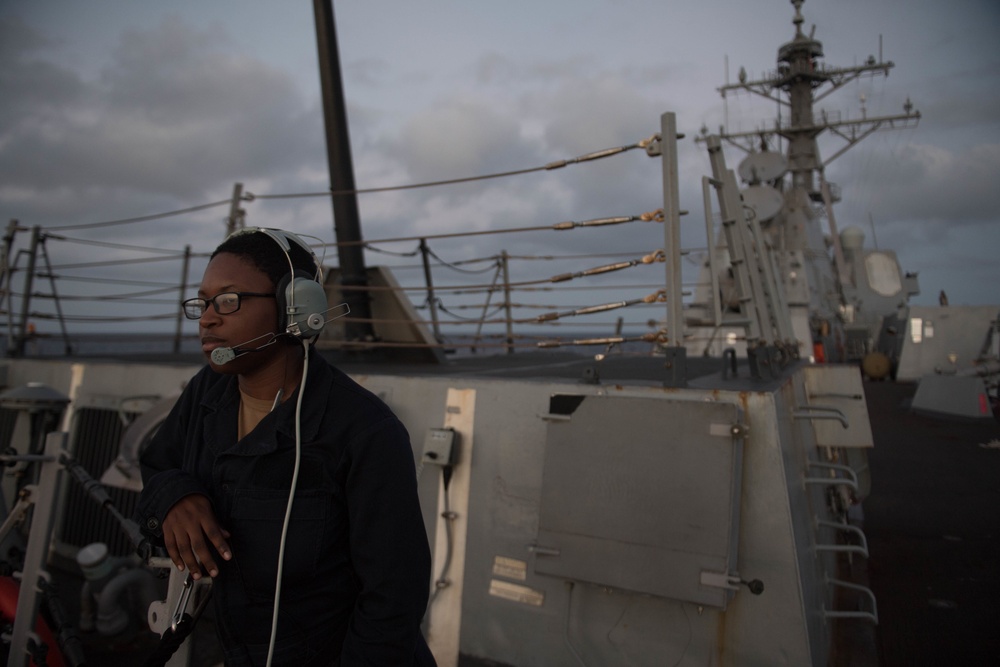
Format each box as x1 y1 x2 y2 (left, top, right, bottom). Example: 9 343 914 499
182 292 275 320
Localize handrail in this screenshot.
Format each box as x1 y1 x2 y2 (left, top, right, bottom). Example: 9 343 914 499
792 405 849 429
815 518 869 558
823 577 879 624
803 461 859 492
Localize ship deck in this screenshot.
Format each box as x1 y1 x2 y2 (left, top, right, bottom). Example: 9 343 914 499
861 380 999 666
23 350 1000 665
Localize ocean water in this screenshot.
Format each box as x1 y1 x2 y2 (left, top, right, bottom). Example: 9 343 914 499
6 330 660 360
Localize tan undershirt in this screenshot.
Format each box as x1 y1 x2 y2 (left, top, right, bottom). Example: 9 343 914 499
238 388 277 440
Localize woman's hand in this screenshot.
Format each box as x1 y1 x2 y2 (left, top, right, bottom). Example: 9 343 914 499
162 493 232 579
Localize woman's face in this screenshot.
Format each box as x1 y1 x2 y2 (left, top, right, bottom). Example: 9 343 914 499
197 252 279 373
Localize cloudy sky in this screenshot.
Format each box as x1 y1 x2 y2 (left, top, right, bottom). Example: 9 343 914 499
1 0 998 338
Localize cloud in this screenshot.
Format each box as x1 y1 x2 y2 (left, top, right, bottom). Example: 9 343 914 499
833 141 1000 228
2 0 999 332
391 96 537 180
0 15 321 214
0 18 85 129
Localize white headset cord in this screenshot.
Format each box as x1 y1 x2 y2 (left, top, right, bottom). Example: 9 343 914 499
265 338 309 667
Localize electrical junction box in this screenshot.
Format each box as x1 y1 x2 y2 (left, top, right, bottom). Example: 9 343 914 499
421 427 456 466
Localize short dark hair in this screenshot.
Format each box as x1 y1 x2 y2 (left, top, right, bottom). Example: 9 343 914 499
211 229 318 289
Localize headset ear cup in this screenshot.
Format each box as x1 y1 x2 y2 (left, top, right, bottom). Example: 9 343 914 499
275 272 290 329
277 271 328 339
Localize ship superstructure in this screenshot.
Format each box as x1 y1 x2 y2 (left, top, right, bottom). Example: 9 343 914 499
688 0 921 364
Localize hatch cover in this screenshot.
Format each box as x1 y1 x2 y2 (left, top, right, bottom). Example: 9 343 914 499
535 395 744 608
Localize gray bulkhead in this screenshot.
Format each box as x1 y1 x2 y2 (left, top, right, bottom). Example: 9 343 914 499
356 364 871 666
0 357 873 665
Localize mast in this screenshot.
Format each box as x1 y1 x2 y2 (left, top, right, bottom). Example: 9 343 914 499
692 0 921 359
712 0 920 212
313 0 376 343
781 0 823 194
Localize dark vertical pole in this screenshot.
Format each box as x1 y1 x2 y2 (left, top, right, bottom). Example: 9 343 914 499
659 113 687 387
37 238 72 355
313 0 375 342
2 220 21 354
173 245 191 354
500 251 514 354
419 239 441 341
15 226 41 357
225 183 244 238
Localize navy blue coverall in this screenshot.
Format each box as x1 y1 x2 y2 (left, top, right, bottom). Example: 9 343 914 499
137 351 434 666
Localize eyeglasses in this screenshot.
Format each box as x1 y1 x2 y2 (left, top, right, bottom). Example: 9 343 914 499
182 292 275 320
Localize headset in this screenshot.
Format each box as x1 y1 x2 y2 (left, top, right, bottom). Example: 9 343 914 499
254 227 328 340
210 227 332 366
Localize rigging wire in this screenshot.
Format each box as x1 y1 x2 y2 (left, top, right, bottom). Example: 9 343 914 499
42 233 191 255
32 290 179 303
7 134 680 346
246 136 659 201
428 282 674 296
360 243 500 275
362 243 421 258
35 273 181 288
327 254 664 296
28 211 660 275
43 200 233 232
33 134 657 236
437 300 663 311
43 255 199 271
374 249 699 274
436 303 507 323
425 247 500 275
27 312 178 322
314 211 664 248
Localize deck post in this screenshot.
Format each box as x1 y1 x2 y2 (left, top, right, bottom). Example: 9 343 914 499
660 113 687 386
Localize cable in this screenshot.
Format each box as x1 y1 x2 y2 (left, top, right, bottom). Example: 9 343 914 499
425 248 500 275
436 302 506 323
363 242 422 258
249 136 658 201
668 604 694 667
425 465 457 617
564 582 589 667
34 273 181 288
44 254 197 270
264 230 317 665
266 337 310 667
41 200 232 232
42 233 190 255
314 213 660 248
26 312 178 323
28 137 654 237
33 291 179 303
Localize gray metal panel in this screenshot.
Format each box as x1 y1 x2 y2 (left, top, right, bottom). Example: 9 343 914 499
534 395 743 607
912 374 993 419
895 305 999 381
802 365 874 448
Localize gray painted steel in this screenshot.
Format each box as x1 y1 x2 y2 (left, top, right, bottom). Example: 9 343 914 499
535 396 743 609
352 363 870 666
882 305 1000 381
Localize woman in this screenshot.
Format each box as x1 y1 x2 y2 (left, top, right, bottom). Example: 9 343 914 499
137 228 434 666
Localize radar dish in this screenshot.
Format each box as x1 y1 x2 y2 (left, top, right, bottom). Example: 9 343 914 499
864 252 902 297
741 184 785 222
738 151 788 183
